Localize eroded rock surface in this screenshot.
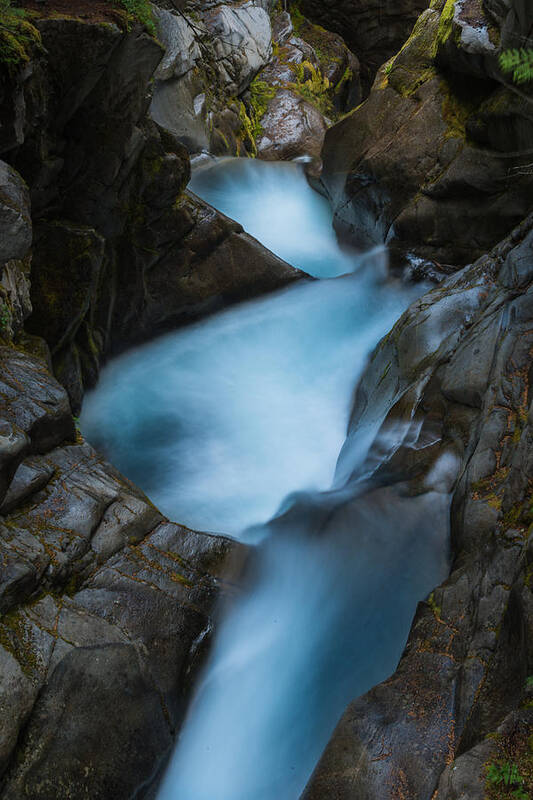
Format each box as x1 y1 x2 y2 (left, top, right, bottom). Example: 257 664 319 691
299 0 429 87
0 12 304 410
0 344 245 800
319 0 533 267
303 214 533 800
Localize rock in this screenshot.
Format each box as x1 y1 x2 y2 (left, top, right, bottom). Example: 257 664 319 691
0 256 32 342
256 88 328 162
0 14 306 407
150 1 272 155
435 0 499 78
303 213 533 800
26 221 105 355
1 644 172 800
153 7 201 81
203 3 272 96
0 344 246 797
0 346 74 455
109 190 307 351
298 0 429 87
318 2 533 266
0 161 31 264
247 12 361 164
272 10 293 44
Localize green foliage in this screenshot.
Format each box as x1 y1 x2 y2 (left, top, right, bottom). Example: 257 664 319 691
486 761 530 799
289 3 306 36
0 0 41 71
499 49 533 85
111 0 155 35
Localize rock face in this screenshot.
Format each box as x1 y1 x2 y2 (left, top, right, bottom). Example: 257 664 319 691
150 1 360 160
0 344 245 799
253 11 360 165
298 0 429 87
150 1 274 156
0 9 295 798
302 213 533 800
318 0 533 267
0 10 303 411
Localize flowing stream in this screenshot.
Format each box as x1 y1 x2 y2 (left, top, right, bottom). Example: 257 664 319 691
81 158 451 800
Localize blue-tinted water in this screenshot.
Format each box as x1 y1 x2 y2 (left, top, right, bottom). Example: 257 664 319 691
81 158 449 800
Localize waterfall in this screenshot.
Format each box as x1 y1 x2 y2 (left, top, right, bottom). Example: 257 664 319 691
81 159 450 800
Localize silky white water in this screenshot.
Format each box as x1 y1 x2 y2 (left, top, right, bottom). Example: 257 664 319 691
81 158 450 800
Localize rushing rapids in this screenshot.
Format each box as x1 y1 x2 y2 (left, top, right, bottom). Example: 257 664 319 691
81 158 451 800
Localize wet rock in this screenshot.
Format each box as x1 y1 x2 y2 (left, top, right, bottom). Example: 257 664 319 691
257 88 328 162
303 213 533 800
0 344 246 797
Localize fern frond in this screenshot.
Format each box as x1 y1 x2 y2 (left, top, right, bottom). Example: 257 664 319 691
499 48 533 85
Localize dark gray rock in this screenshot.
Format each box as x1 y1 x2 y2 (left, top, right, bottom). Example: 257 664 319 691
1 644 172 800
299 0 429 88
0 161 31 264
0 343 246 798
318 2 533 267
303 213 533 800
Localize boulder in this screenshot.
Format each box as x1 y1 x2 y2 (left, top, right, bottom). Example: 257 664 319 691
256 88 328 162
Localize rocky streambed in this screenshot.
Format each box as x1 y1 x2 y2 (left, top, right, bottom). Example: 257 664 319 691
0 1 533 799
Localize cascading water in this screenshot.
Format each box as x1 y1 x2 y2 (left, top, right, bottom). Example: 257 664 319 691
81 158 450 800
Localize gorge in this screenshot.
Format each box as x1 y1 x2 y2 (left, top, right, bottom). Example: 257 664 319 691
0 1 533 799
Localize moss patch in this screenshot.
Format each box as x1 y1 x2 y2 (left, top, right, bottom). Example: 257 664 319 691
111 0 154 35
434 0 457 52
0 1 41 72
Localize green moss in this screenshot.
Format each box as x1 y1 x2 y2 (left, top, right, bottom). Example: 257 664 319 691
434 0 457 52
334 65 353 95
0 1 41 72
440 80 472 139
237 101 258 157
248 77 276 137
289 60 333 116
487 493 503 511
0 609 42 678
386 10 440 98
502 502 524 530
111 0 155 35
427 591 442 618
